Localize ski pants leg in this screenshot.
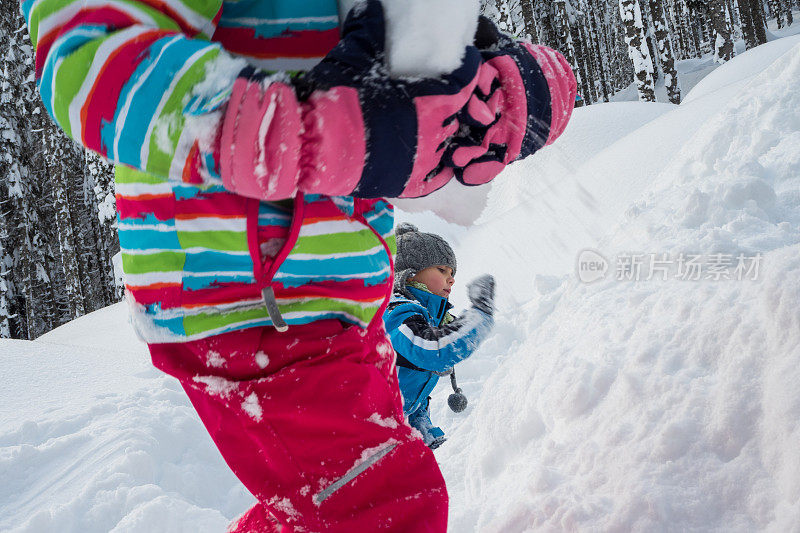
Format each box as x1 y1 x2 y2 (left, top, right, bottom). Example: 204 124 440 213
148 319 448 532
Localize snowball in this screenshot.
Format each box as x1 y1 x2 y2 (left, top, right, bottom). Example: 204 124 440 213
382 0 479 77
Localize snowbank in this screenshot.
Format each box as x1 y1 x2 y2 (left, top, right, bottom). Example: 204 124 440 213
0 305 252 532
427 39 800 532
684 34 800 103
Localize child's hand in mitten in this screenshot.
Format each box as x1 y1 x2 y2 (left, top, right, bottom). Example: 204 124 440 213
221 0 484 200
467 274 495 316
444 16 577 187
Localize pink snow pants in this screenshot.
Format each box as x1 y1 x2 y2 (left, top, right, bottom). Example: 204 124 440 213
149 319 448 532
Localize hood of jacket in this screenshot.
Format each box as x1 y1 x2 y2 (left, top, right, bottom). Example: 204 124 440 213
391 285 453 327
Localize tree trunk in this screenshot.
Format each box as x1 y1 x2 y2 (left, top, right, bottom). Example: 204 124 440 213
737 0 759 48
519 0 538 42
51 160 86 319
618 0 656 101
555 0 583 104
571 13 594 104
682 2 702 57
85 149 122 301
673 2 690 57
0 1 23 337
495 0 514 34
0 205 14 338
727 0 741 32
507 0 525 37
649 0 681 102
0 4 123 337
769 0 783 27
589 6 610 101
750 0 768 43
1 8 59 338
608 3 634 95
709 0 735 62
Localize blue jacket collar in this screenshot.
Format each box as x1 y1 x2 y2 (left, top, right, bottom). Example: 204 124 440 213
406 286 453 325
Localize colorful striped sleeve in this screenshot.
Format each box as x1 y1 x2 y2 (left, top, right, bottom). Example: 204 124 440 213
21 0 245 184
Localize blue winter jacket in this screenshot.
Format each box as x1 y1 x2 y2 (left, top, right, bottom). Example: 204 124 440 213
383 286 493 416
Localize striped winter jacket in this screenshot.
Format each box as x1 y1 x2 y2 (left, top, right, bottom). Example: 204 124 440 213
383 285 493 416
22 0 398 342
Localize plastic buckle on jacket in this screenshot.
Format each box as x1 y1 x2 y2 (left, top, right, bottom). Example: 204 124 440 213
261 286 289 332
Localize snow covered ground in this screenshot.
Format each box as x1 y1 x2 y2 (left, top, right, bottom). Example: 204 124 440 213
2 32 800 532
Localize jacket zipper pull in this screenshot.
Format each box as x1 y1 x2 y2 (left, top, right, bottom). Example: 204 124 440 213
261 286 289 332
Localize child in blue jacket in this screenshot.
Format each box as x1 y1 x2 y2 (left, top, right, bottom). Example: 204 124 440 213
384 224 495 449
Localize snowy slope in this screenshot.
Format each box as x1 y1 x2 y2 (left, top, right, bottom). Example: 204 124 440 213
0 305 253 532
426 38 800 532
2 36 800 532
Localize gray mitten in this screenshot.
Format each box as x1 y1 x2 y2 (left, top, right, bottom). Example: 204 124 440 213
467 274 495 315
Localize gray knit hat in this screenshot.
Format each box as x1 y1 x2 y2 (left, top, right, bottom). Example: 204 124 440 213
393 223 456 290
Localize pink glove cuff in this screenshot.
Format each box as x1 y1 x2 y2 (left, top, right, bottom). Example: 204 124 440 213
221 80 371 200
297 86 365 196
523 44 576 146
220 78 302 200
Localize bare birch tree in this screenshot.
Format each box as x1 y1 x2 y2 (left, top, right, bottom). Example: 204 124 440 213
619 0 656 101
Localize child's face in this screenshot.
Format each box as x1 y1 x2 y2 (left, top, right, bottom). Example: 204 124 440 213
410 265 455 298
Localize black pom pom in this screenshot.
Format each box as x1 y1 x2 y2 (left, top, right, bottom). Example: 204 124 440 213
395 223 418 236
448 391 468 413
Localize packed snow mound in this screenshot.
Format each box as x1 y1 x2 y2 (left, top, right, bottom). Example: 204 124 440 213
684 33 800 103
430 41 800 531
37 302 144 353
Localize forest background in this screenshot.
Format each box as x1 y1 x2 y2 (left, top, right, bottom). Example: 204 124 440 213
0 0 796 339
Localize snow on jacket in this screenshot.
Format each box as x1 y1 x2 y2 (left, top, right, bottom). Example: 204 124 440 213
22 0 400 341
383 285 492 416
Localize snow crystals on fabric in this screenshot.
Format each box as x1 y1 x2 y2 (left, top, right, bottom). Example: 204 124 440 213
265 496 299 520
186 53 247 116
205 350 226 368
192 375 237 398
355 438 399 465
154 114 180 156
241 393 262 422
254 351 270 369
368 412 398 428
375 339 394 358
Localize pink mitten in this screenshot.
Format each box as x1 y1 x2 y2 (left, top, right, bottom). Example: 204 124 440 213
446 17 577 186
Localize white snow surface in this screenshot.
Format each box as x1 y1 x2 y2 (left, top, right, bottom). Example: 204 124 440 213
429 39 800 531
338 0 480 77
2 37 800 532
381 0 479 77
